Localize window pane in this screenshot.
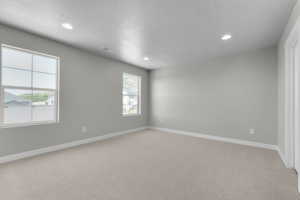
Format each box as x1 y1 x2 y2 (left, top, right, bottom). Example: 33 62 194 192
123 95 138 115
33 55 57 74
2 67 32 87
4 89 32 124
2 47 32 70
1 46 59 125
122 73 140 115
33 72 56 89
32 91 56 122
123 74 138 92
123 86 138 95
123 104 138 115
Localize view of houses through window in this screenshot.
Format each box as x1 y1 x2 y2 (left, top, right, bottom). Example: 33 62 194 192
0 45 142 126
1 45 59 126
122 73 141 115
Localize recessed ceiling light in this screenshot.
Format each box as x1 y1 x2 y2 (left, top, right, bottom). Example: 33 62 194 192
221 34 232 41
144 57 149 61
62 23 73 30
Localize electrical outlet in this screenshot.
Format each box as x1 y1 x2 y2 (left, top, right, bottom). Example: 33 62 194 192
81 126 87 133
249 128 255 135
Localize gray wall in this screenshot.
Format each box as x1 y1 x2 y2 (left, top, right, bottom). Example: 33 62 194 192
278 0 299 155
150 47 278 145
0 24 149 157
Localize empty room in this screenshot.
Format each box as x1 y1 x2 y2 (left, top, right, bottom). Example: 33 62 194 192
0 0 300 199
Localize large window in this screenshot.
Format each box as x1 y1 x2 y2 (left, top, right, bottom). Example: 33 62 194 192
0 44 59 127
122 73 141 116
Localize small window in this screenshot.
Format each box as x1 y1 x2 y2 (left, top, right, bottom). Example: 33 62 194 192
122 73 141 116
0 44 59 127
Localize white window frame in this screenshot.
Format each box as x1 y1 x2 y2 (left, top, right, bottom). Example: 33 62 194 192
122 73 141 116
0 44 60 128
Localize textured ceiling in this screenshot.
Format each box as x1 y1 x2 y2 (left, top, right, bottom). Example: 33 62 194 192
0 0 296 69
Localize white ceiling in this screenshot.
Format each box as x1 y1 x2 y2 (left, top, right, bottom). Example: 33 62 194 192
0 0 296 69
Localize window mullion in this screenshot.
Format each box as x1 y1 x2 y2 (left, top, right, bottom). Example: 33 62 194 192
0 87 4 123
122 73 141 115
31 88 56 92
138 77 141 114
55 90 58 122
1 44 59 127
1 85 56 92
30 54 33 122
0 46 3 123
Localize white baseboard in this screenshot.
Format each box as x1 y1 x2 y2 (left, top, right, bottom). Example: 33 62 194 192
150 127 278 150
277 148 289 168
1 126 288 169
0 127 147 164
150 127 292 167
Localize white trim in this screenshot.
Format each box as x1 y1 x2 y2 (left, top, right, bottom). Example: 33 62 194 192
1 43 59 59
122 114 142 117
0 120 58 129
149 127 293 167
284 16 300 169
2 85 57 92
149 127 295 168
284 17 300 193
0 46 3 123
122 73 142 116
278 148 289 168
150 127 278 150
0 127 147 164
0 44 61 128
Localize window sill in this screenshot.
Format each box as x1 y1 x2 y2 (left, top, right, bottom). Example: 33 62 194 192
0 121 59 129
122 114 142 117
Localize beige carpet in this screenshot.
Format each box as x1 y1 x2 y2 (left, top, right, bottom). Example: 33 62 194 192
0 130 299 200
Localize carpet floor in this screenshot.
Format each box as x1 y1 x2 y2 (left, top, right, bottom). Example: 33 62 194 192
0 130 299 200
